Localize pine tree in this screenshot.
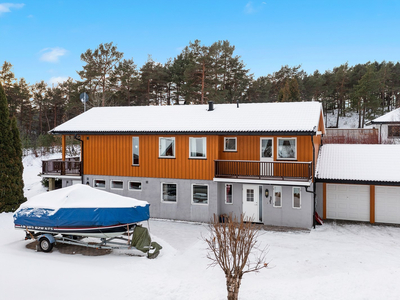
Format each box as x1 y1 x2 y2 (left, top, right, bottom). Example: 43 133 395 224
0 82 25 212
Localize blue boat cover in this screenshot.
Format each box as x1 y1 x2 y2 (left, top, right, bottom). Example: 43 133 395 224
13 184 150 228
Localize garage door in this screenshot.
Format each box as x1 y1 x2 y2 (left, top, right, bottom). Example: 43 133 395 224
326 184 370 221
375 186 400 224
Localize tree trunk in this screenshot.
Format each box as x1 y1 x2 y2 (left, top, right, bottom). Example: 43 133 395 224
226 276 242 300
201 62 205 104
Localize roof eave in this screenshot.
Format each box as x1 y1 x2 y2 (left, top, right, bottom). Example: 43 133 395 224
50 130 317 136
315 178 400 186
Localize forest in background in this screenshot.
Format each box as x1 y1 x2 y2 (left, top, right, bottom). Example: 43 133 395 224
1 40 400 150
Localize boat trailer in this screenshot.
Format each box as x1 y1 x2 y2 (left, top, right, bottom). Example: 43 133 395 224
24 225 162 259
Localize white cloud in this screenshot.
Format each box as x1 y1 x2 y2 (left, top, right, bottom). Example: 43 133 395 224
48 76 68 85
244 2 255 14
40 47 68 63
0 3 24 15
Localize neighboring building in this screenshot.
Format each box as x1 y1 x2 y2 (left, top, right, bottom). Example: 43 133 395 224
371 107 400 143
42 102 325 229
316 144 400 225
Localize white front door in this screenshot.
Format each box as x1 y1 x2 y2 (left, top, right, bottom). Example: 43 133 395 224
243 185 260 222
260 138 273 176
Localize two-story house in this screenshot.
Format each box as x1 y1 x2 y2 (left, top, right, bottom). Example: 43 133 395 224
43 101 325 228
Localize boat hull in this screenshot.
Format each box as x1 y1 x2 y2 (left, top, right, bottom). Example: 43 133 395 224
15 222 137 238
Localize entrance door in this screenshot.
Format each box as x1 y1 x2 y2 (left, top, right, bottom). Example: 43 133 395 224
243 185 260 222
260 138 273 176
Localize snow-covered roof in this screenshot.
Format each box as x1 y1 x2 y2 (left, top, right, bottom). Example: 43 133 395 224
50 102 323 134
316 144 400 183
371 107 400 124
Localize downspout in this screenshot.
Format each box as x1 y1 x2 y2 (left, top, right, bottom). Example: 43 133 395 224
74 134 84 184
305 128 317 229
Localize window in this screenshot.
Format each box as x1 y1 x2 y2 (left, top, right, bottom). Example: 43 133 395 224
225 184 233 204
388 125 400 138
161 183 177 202
292 187 301 209
189 137 206 158
246 189 254 202
273 186 282 208
94 179 105 189
128 181 142 191
159 137 175 158
224 137 237 151
132 137 139 165
192 184 208 205
111 180 123 190
277 138 297 160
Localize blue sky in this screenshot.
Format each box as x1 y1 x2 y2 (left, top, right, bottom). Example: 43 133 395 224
1 0 399 85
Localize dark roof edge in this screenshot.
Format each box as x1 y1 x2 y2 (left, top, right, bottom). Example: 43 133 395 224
315 178 400 186
50 130 317 136
370 121 400 124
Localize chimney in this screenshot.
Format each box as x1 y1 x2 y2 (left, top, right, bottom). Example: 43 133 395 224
208 101 214 111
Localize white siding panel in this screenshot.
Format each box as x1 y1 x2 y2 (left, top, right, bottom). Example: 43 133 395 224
375 186 400 224
327 184 370 222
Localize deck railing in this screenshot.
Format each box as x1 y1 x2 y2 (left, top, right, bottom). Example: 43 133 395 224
42 157 82 176
215 160 312 182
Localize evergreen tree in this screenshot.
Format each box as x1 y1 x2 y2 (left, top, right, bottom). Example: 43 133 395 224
0 82 25 212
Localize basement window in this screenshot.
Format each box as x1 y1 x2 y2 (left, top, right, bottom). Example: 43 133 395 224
111 180 123 190
161 183 177 202
192 184 209 205
94 179 106 189
128 181 142 191
225 184 233 204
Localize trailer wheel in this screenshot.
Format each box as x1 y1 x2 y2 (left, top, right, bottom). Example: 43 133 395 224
39 237 53 252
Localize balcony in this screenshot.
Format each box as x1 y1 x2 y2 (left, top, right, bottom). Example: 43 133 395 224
214 160 312 182
42 157 82 176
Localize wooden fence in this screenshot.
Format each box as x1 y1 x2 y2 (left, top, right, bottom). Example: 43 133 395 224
323 128 379 144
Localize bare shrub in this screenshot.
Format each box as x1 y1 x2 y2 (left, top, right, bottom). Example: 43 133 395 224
204 214 268 300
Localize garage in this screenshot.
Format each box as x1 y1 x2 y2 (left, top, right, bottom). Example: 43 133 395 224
326 184 370 221
375 186 400 224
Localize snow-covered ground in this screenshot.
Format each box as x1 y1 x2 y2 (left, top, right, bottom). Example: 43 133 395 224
1 154 400 299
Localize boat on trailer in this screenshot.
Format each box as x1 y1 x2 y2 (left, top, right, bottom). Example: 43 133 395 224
13 184 161 258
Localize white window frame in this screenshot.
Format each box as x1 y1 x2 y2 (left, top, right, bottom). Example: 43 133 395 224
191 184 209 205
292 187 301 209
110 180 124 190
93 179 106 189
161 182 177 203
273 186 282 208
277 137 297 160
224 137 237 152
128 181 142 191
159 137 175 158
225 183 233 204
132 137 139 166
189 137 207 159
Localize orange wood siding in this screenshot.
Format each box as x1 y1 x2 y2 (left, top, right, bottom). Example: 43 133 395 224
82 135 219 180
